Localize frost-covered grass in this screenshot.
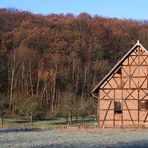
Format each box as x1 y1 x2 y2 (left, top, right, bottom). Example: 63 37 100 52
0 129 148 148
1 117 147 147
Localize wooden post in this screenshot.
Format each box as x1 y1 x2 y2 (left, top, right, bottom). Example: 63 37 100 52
98 92 100 128
138 46 140 128
113 89 115 128
121 72 123 127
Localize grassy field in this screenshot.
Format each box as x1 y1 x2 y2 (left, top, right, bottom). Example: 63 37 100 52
0 128 148 147
1 117 96 129
2 117 64 129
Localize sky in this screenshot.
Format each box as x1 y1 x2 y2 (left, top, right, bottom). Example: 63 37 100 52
0 0 148 20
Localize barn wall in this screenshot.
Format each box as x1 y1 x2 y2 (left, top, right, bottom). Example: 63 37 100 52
99 46 148 128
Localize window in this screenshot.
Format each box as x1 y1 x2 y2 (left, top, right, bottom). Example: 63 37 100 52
117 68 121 75
139 101 148 110
114 101 122 114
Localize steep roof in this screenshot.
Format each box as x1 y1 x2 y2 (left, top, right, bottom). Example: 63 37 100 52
91 41 148 94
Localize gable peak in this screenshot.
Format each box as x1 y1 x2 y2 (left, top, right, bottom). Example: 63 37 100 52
136 40 142 46
137 40 139 44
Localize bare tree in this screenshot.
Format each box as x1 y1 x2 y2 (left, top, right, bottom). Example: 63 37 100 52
81 64 89 102
0 94 9 126
9 49 17 112
50 54 60 112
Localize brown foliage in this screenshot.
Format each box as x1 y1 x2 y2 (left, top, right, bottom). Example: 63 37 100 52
0 9 148 115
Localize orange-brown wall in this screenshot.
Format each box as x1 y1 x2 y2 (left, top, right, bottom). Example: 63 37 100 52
98 46 148 128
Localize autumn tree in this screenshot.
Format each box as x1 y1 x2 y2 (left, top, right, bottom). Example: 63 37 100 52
0 9 147 118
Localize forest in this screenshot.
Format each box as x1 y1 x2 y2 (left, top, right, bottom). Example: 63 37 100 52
0 8 148 123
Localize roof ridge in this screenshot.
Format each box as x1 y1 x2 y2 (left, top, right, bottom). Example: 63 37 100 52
91 41 147 94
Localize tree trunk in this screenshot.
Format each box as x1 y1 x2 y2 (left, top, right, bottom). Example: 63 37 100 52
54 88 59 109
66 116 68 124
1 113 4 126
92 73 96 88
36 76 40 99
21 63 25 90
36 60 43 100
81 65 88 102
75 68 79 100
51 64 58 112
9 50 16 112
29 60 33 98
10 69 15 112
69 113 72 125
81 117 83 126
51 81 56 112
30 112 33 127
72 58 75 84
40 80 48 108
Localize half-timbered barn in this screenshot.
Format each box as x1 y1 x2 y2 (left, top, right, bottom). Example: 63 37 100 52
92 41 148 128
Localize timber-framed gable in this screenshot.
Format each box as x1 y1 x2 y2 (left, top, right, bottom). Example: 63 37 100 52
92 41 148 128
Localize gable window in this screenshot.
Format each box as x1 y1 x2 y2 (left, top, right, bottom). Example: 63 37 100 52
117 67 121 75
139 101 148 110
114 100 122 114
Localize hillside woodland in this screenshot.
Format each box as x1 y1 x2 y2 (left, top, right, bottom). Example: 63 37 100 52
0 9 148 122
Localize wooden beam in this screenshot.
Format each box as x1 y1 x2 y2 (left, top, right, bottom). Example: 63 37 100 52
113 90 115 128
101 100 112 127
124 100 135 127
